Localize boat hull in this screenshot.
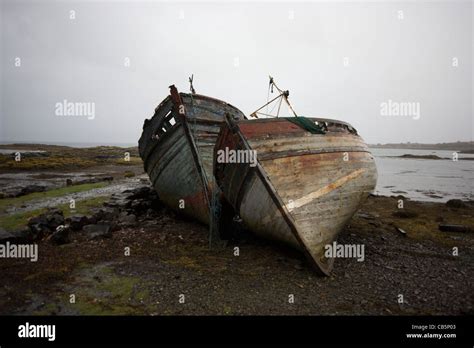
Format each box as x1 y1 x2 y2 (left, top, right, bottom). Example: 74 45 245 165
214 117 377 274
139 89 245 225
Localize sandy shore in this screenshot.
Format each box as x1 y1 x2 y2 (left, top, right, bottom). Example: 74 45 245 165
0 145 473 315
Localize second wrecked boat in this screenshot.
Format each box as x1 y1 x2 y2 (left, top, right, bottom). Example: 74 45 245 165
138 85 245 225
214 116 377 275
214 79 377 275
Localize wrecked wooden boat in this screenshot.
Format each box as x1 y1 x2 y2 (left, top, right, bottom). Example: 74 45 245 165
214 79 377 275
138 85 245 225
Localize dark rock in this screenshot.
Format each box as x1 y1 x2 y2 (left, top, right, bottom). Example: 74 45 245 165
83 224 112 240
94 186 162 219
129 200 151 215
439 224 473 233
15 227 34 243
11 151 49 159
69 175 113 186
24 208 64 240
126 186 154 200
101 221 119 232
399 154 442 160
46 208 63 216
0 228 15 243
392 210 418 218
145 208 158 218
17 185 46 197
119 212 136 225
28 214 49 226
50 225 70 245
0 227 33 244
87 215 98 225
28 208 64 229
67 215 89 231
74 178 95 185
28 223 52 240
104 196 128 208
92 207 119 222
95 155 114 160
47 212 65 229
446 199 467 209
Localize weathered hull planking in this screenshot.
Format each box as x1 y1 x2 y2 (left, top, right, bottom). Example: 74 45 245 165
214 117 378 275
138 87 245 225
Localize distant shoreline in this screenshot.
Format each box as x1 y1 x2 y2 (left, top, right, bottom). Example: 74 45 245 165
369 141 474 154
384 153 474 161
1 141 473 153
0 142 137 148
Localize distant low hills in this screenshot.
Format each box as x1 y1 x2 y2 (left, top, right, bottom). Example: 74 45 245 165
370 141 474 154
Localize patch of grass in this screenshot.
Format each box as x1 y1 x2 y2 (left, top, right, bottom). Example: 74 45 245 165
0 155 97 170
58 195 110 218
164 256 200 269
66 264 150 315
0 208 45 231
115 157 143 165
0 182 108 213
223 305 233 315
124 171 135 178
23 265 72 282
32 302 61 316
0 145 142 171
363 198 474 247
0 195 109 231
394 217 473 247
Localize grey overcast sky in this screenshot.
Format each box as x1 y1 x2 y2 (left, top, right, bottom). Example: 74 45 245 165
0 0 472 145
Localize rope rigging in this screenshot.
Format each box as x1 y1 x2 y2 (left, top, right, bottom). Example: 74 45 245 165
250 76 298 118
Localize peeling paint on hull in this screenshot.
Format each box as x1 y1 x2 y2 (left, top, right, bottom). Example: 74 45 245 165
214 117 378 275
138 89 245 225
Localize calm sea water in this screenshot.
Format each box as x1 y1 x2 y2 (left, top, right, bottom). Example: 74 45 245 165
370 148 474 202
